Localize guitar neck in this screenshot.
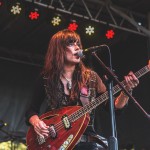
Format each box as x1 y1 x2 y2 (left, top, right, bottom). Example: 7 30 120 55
70 65 150 122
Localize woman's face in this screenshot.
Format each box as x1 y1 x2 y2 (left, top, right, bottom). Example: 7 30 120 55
65 40 81 65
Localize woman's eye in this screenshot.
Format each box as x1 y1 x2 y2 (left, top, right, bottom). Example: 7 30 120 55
68 43 74 47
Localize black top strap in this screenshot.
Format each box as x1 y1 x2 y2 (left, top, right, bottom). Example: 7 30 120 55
89 71 97 99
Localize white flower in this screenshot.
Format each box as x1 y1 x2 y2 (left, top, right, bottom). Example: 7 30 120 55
85 26 94 35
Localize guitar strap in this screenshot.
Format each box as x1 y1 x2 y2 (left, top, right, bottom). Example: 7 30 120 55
80 71 96 104
80 71 108 149
80 71 96 124
88 71 97 100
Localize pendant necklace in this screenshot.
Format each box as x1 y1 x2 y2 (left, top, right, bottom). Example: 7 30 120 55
61 74 72 90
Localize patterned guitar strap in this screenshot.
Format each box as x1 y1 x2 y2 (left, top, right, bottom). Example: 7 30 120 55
80 71 96 126
80 71 108 149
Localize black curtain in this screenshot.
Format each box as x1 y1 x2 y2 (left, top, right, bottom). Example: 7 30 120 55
0 59 41 142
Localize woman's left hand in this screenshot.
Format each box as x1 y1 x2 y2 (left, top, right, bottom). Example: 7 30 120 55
124 71 139 91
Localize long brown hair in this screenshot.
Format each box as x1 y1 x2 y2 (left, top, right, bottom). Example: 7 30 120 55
42 29 91 101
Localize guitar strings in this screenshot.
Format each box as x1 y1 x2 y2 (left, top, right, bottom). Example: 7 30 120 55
53 66 149 132
53 94 108 132
47 66 149 135
39 66 149 143
54 82 122 131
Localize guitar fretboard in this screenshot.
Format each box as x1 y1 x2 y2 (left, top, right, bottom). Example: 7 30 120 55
69 65 150 122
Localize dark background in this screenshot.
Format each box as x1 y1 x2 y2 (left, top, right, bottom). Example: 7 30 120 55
0 0 150 150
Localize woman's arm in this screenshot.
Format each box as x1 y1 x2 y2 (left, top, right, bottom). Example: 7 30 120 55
25 75 49 138
115 71 139 109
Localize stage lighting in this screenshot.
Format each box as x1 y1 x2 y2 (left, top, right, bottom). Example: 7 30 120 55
28 8 40 20
85 26 95 35
105 29 115 39
68 22 78 31
10 2 22 15
51 16 61 26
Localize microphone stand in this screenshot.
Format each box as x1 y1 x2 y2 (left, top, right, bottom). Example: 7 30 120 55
95 47 118 150
92 51 150 150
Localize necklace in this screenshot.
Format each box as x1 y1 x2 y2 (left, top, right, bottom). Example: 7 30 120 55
61 74 72 90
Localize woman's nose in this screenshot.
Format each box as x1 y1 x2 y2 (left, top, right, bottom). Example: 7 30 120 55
74 43 80 50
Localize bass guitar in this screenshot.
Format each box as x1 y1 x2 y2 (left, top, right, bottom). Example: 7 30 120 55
26 62 150 150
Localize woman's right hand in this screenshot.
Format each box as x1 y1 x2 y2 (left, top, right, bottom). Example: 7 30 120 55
29 115 49 138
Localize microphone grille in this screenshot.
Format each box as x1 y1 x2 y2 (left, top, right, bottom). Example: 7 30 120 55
77 50 84 58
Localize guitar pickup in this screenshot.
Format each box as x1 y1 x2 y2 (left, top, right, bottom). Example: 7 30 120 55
62 115 71 130
49 125 57 139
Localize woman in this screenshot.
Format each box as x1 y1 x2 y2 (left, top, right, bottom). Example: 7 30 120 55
25 29 139 149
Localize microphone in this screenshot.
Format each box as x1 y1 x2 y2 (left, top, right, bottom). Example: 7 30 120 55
77 45 107 58
0 120 7 129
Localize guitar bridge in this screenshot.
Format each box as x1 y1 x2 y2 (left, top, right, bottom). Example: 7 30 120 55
37 135 46 145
